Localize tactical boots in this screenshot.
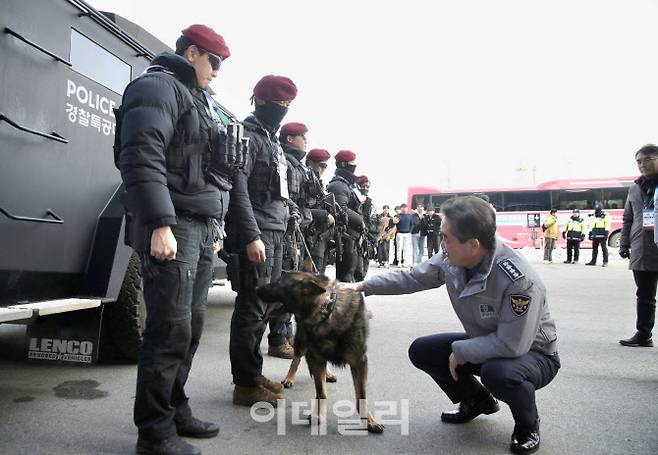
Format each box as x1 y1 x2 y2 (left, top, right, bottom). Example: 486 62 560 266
268 340 295 359
261 375 284 394
175 416 220 438
136 435 201 455
233 384 282 407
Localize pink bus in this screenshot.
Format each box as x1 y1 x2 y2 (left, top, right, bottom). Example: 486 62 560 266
408 176 635 249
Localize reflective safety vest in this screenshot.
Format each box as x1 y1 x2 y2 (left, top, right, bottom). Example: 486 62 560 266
589 213 611 239
564 219 585 241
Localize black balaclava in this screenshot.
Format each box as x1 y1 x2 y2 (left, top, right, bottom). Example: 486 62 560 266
254 101 288 130
344 164 357 174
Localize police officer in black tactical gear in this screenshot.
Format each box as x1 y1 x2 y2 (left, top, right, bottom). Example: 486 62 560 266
117 24 239 455
327 150 364 282
304 148 335 274
224 75 298 408
267 121 312 359
355 175 376 281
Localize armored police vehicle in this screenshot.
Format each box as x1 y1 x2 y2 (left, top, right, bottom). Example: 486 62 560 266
0 0 228 364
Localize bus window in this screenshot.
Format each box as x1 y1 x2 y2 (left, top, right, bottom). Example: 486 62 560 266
413 194 430 209
602 187 628 210
487 192 503 210
552 189 599 210
430 194 459 209
70 29 131 94
502 191 551 211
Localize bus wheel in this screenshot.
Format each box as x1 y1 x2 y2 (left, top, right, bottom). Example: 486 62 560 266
100 252 146 362
608 231 621 248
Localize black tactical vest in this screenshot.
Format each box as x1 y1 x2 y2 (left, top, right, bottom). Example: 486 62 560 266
244 120 288 202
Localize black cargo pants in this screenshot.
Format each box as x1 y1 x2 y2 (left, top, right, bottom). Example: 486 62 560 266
268 229 296 347
134 216 214 441
230 229 284 386
336 236 357 282
408 333 560 431
633 270 657 340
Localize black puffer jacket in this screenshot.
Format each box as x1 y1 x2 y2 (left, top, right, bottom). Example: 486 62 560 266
118 52 229 231
327 168 363 232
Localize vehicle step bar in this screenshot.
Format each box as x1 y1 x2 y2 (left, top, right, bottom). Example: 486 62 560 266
2 298 101 322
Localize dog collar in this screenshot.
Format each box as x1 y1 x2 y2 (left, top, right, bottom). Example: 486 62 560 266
320 285 338 321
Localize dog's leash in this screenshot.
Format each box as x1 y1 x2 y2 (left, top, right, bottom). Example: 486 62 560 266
294 223 318 274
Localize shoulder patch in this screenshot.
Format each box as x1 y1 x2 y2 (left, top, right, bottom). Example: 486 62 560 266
510 294 531 317
498 259 525 282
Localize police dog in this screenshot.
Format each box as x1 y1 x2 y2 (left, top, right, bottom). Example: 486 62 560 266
257 272 384 433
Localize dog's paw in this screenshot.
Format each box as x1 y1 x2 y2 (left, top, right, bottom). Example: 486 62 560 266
281 378 295 388
365 416 385 434
326 373 337 383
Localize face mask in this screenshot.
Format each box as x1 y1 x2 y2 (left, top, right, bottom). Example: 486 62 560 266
344 164 357 174
254 102 288 129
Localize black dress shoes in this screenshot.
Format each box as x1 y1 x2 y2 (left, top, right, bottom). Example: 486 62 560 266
176 416 220 438
619 333 654 347
441 393 500 424
136 435 201 455
510 422 540 454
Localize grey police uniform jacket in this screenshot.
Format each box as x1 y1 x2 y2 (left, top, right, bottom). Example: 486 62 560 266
363 239 558 365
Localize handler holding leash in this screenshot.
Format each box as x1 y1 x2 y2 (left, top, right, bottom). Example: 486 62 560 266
350 196 560 454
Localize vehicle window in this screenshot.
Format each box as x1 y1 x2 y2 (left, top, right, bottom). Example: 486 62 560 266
552 189 600 210
412 194 431 209
430 194 459 210
502 191 551 211
70 29 131 94
485 192 503 210
602 187 629 210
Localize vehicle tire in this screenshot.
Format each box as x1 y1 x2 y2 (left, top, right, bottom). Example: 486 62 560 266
608 231 621 248
100 252 146 362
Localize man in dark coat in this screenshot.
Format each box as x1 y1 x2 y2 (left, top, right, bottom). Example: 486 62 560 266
327 150 364 282
424 206 442 257
225 75 298 407
619 144 658 347
118 24 235 455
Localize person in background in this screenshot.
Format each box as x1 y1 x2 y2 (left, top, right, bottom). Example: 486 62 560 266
412 204 426 265
424 205 442 258
619 144 658 347
393 203 413 268
542 209 558 264
562 209 585 264
376 205 395 267
586 203 610 267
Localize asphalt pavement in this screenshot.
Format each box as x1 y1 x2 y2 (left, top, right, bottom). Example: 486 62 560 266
1 248 657 455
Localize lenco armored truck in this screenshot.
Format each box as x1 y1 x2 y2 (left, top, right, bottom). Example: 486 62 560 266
0 0 228 363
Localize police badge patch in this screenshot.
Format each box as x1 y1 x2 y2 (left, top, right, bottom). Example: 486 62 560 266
510 295 531 317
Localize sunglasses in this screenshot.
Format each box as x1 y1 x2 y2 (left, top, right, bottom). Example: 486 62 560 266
198 46 222 70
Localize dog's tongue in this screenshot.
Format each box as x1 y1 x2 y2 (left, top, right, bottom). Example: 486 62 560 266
263 302 284 321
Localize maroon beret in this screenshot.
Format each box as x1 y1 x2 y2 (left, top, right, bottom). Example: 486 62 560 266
307 148 331 162
253 75 297 102
182 24 230 59
280 122 308 137
356 175 369 185
335 150 356 163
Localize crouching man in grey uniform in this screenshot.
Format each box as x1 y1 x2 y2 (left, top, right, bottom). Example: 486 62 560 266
351 196 560 454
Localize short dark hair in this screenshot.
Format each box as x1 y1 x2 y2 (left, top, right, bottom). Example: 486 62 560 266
636 144 658 159
382 205 389 209
175 35 194 56
427 206 435 211
474 193 490 203
441 196 496 250
400 203 408 208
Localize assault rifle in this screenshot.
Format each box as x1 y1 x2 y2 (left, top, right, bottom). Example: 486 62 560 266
323 193 345 263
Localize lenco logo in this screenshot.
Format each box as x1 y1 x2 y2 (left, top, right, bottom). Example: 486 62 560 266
28 338 93 363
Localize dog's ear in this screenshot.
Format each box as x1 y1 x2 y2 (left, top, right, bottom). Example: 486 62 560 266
301 280 326 296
